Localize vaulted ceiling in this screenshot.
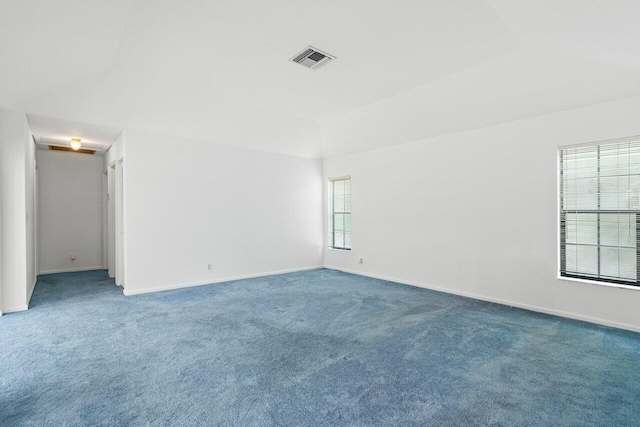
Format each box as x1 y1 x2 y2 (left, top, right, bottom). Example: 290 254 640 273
2 0 640 158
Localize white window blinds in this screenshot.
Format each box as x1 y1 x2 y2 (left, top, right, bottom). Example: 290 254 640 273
559 140 640 285
329 176 351 250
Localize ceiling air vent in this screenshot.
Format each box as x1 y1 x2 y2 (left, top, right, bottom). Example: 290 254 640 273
289 46 335 70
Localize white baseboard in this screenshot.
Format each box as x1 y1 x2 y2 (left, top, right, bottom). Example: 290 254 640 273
1 277 37 316
123 265 324 296
325 266 640 334
2 304 28 314
2 278 38 316
38 266 105 275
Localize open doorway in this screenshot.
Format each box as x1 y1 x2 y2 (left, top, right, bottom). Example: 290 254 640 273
29 115 124 298
36 146 106 275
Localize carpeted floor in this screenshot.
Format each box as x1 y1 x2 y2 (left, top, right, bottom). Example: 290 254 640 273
1 269 639 426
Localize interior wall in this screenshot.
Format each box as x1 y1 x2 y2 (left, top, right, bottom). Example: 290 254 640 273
122 129 324 295
25 124 36 300
323 95 640 332
37 149 104 274
104 130 125 168
0 120 2 315
0 110 33 313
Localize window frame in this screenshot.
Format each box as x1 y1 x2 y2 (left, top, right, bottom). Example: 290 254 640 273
328 176 351 251
557 137 640 289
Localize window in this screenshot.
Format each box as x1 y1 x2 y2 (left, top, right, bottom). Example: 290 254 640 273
559 139 640 286
329 176 351 250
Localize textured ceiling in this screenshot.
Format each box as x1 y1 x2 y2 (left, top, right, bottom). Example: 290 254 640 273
3 0 640 158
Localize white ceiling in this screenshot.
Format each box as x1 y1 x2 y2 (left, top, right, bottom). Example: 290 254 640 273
485 0 640 73
3 0 640 158
0 0 131 107
28 114 123 155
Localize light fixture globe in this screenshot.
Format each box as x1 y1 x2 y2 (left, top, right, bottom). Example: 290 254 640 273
70 138 82 150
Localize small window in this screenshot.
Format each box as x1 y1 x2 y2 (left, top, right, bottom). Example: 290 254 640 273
559 139 640 286
329 176 351 250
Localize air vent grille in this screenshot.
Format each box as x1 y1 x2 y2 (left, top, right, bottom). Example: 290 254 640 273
290 46 335 70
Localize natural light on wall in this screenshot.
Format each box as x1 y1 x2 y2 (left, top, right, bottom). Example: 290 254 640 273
329 176 351 250
559 139 640 286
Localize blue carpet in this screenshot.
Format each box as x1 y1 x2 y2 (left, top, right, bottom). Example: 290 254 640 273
1 269 639 426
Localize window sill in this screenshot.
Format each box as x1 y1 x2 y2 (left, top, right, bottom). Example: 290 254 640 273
557 275 640 291
328 247 351 252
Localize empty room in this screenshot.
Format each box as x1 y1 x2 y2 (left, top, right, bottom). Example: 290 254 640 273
1 1 639 426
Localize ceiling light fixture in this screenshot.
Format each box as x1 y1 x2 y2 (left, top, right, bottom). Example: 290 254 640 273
70 138 82 150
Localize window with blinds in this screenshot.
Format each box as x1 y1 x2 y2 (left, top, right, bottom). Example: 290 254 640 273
559 140 640 286
329 176 351 250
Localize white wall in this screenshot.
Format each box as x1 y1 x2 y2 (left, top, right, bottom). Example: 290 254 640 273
25 123 36 300
0 110 35 313
324 95 640 332
37 149 104 274
0 117 2 314
122 129 324 295
104 130 125 169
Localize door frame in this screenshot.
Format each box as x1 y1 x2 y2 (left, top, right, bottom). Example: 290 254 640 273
107 162 116 279
115 159 125 287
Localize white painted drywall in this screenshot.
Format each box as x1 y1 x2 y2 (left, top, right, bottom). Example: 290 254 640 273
0 124 2 315
104 130 125 169
319 51 640 159
25 123 36 300
37 149 104 274
0 110 33 313
324 95 640 332
122 129 324 294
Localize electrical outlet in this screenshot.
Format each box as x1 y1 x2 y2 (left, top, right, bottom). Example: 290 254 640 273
207 263 213 271
358 257 364 264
